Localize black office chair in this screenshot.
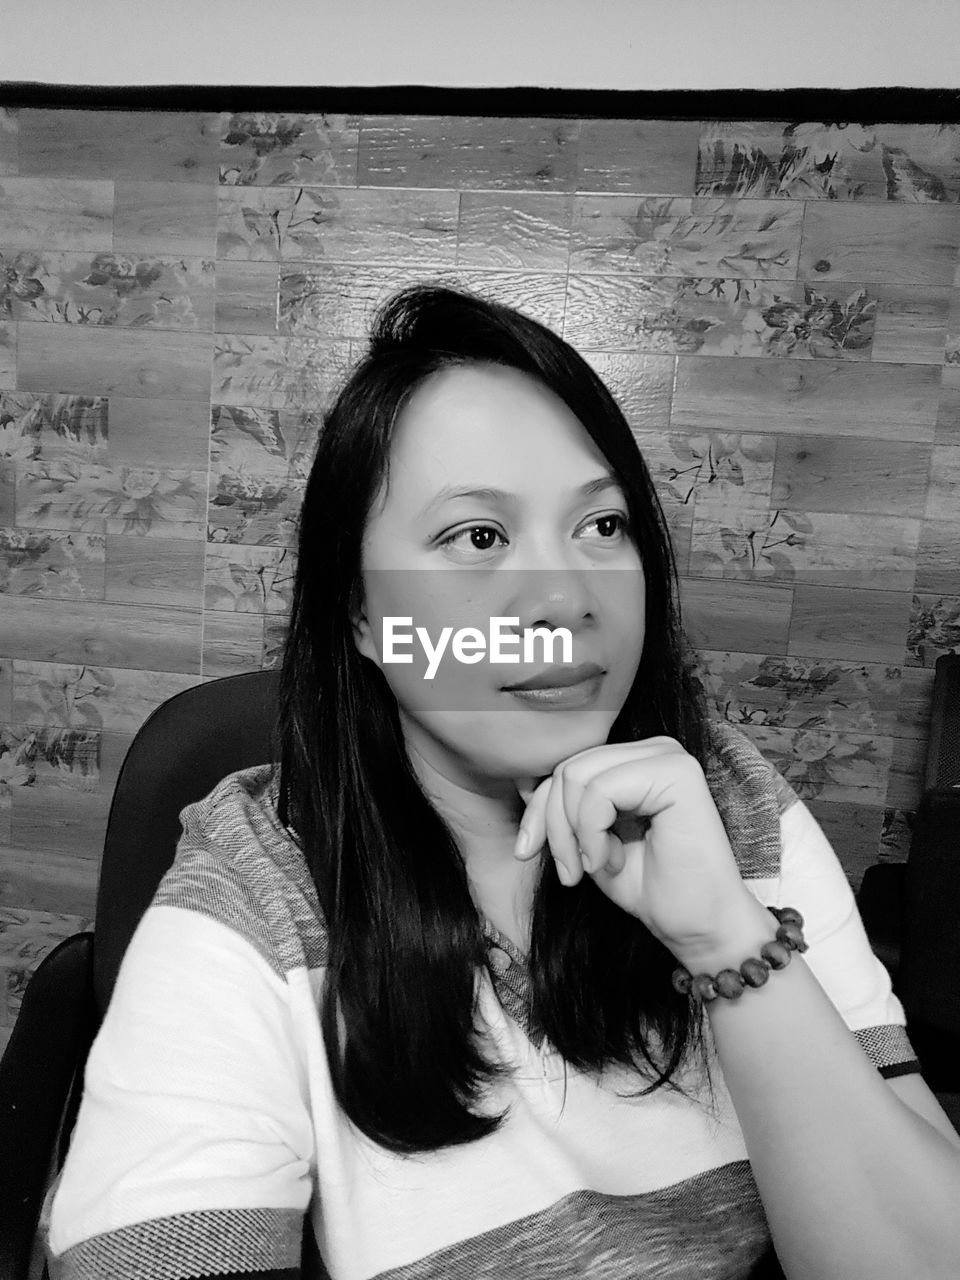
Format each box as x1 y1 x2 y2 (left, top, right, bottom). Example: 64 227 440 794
3 660 957 1276
856 653 960 1120
0 669 292 1280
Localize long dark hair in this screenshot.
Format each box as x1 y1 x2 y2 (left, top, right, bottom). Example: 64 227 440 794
277 284 712 1154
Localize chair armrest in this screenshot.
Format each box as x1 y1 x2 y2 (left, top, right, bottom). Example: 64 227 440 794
899 787 960 1037
856 862 905 986
0 932 97 1280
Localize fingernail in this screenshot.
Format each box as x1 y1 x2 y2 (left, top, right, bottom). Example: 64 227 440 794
515 828 531 857
556 862 572 886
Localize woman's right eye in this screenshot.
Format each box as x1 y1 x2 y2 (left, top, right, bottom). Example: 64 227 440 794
437 524 508 558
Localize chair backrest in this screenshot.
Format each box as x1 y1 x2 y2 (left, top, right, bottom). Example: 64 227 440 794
899 786 960 1038
91 668 282 1018
926 653 960 790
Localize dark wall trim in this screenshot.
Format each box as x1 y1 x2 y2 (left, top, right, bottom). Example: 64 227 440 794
1 83 960 120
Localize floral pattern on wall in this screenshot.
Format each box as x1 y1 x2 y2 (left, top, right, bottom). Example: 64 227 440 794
219 113 359 187
906 594 960 666
0 393 108 462
0 252 214 328
16 462 205 537
0 528 104 598
697 122 960 201
1 105 959 1043
207 405 319 545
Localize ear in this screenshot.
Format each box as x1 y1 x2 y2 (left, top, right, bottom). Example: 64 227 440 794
350 593 381 667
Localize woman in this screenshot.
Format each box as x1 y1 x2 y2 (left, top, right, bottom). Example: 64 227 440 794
46 285 960 1280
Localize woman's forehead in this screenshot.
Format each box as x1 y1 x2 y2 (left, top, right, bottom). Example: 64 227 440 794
388 363 608 486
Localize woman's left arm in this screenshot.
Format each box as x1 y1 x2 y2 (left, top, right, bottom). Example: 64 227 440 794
515 737 960 1280
674 888 960 1280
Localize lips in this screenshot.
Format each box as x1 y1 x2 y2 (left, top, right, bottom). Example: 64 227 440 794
502 661 604 691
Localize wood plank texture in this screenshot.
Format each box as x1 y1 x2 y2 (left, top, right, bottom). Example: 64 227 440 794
18 325 213 399
870 284 951 364
672 357 940 441
896 665 936 740
937 363 960 441
457 193 572 270
0 323 14 389
107 398 212 470
789 585 913 664
771 437 931 516
114 180 219 256
3 106 960 1017
0 176 113 250
800 203 960 287
0 846 98 916
357 116 580 190
0 461 16 524
0 657 12 721
581 353 674 434
105 535 205 607
914 519 960 593
18 111 220 183
214 261 280 335
926 445 960 519
0 109 17 175
578 120 701 195
201 611 265 678
0 596 202 672
280 187 460 265
678 578 793 653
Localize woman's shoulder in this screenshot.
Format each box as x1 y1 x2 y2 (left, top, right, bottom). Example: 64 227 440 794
702 718 799 816
151 763 329 976
177 763 295 859
700 718 799 881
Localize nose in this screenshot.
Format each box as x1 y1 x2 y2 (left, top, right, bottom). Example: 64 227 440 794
512 569 597 636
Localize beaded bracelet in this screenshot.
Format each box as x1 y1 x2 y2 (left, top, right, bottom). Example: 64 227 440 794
670 907 808 1003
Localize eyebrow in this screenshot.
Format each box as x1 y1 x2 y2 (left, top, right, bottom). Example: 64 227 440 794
421 474 623 517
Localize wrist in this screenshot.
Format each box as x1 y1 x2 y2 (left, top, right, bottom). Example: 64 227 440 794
669 893 779 976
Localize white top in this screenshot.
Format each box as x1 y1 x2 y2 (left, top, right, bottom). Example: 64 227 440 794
44 729 918 1280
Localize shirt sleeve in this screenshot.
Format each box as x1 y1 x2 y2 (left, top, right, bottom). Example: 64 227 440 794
42 900 316 1280
774 795 920 1080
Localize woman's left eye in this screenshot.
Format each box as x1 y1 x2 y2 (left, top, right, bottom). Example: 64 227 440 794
578 512 630 541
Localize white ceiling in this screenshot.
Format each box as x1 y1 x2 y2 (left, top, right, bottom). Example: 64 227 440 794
0 0 956 91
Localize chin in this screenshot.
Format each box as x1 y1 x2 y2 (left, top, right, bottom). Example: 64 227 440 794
498 710 615 773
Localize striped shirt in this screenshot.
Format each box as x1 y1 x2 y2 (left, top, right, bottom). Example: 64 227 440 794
43 722 919 1279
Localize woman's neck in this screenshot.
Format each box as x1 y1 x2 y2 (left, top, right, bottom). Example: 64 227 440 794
405 740 542 952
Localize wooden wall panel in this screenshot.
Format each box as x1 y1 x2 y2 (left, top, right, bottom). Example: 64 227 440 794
356 116 580 190
671 357 940 440
17 326 213 400
1 108 959 1043
457 193 573 270
0 177 113 250
577 120 700 195
17 111 221 183
114 181 219 256
0 109 17 175
0 322 14 387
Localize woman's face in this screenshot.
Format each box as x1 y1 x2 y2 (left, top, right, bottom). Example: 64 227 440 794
352 362 646 793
